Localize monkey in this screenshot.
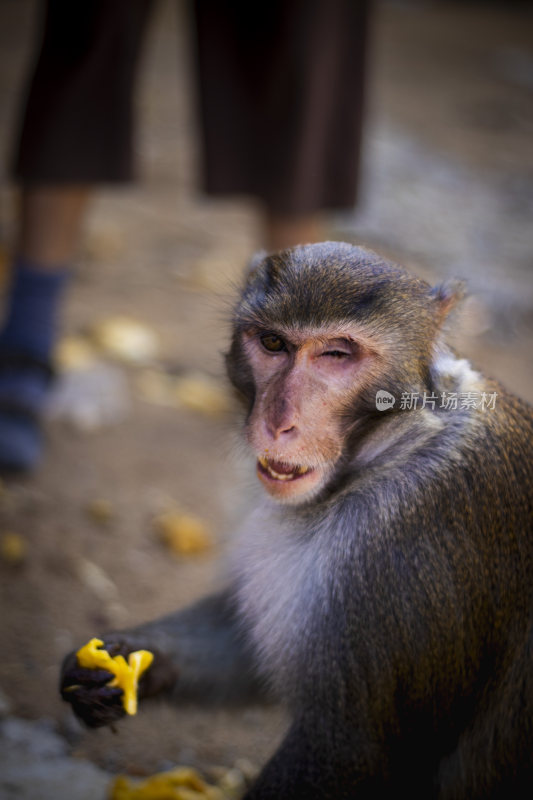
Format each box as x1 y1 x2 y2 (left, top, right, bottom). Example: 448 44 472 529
61 242 533 798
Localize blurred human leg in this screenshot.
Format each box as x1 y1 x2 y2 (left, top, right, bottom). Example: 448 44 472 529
263 212 322 252
17 186 90 266
1 1 152 471
0 187 90 471
193 0 370 248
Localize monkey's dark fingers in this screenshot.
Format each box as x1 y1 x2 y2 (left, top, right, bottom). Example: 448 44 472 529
101 639 132 659
63 683 126 729
60 666 115 693
59 648 125 728
61 683 122 703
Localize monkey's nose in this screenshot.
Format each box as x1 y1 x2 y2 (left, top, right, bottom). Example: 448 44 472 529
266 421 297 440
277 424 296 438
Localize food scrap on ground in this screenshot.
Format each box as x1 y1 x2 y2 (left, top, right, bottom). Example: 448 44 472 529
110 766 226 800
85 498 115 527
91 316 160 364
0 532 28 566
55 335 99 371
76 638 153 716
172 372 231 417
137 369 231 417
153 509 214 556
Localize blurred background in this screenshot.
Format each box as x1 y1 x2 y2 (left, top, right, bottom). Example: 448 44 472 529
0 1 532 797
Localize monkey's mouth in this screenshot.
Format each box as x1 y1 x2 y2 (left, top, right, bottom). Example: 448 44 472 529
257 456 313 483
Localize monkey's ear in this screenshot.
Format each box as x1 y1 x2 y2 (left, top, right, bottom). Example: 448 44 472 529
430 279 466 324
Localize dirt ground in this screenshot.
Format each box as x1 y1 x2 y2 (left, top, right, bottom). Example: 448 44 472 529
0 0 532 788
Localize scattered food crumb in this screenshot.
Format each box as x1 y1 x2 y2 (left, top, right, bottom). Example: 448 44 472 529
153 509 214 556
91 317 160 364
76 558 119 602
55 336 99 371
173 372 231 417
110 766 227 800
216 766 247 798
0 532 28 566
137 369 231 417
85 498 115 527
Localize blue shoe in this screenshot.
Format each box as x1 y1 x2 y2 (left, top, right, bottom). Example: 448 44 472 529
0 352 54 473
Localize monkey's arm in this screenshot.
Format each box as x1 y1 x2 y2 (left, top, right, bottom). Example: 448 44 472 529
126 589 269 704
60 589 271 727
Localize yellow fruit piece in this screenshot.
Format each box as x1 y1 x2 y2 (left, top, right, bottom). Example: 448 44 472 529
0 532 28 566
110 767 225 800
85 498 114 526
76 638 153 715
154 511 213 556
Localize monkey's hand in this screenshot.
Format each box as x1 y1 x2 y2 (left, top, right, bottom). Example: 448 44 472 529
60 638 177 728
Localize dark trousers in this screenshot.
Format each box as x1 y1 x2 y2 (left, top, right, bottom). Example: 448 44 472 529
13 0 369 215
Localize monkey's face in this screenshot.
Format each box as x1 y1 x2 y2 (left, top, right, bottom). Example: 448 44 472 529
229 242 460 503
242 325 372 504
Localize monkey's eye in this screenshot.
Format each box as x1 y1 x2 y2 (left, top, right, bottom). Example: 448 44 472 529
323 350 350 359
260 333 286 353
320 338 357 360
